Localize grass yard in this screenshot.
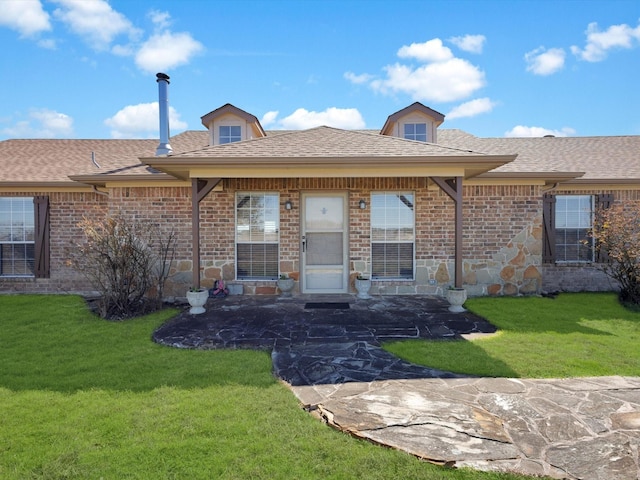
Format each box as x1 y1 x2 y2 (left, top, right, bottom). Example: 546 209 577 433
385 292 640 378
0 295 527 480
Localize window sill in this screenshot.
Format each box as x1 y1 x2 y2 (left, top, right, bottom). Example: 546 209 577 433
371 278 414 282
553 261 596 266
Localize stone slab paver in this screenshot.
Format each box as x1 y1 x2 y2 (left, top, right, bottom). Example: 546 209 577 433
292 376 640 479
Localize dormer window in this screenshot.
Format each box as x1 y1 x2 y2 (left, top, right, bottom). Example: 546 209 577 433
201 104 266 146
404 123 427 142
380 103 444 144
219 125 242 144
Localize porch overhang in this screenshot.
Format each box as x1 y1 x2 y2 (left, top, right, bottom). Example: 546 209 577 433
141 154 516 181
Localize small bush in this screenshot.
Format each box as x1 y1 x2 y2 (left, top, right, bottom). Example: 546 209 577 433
590 202 640 305
70 214 175 319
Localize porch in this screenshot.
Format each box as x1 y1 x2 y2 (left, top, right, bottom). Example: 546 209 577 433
153 294 497 386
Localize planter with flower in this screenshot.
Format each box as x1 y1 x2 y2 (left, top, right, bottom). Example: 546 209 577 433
277 274 295 298
186 286 209 314
445 286 467 313
355 274 372 299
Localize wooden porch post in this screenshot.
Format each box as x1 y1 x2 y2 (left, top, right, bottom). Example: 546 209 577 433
431 176 464 288
453 177 463 288
191 178 223 289
191 179 201 288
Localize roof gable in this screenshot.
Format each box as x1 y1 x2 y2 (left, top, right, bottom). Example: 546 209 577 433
200 103 265 137
380 102 445 136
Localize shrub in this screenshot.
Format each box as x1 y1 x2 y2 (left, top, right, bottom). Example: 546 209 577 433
70 214 176 319
590 202 640 304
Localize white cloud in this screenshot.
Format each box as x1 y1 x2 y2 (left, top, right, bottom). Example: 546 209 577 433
2 1 203 73
447 97 496 120
37 38 57 50
571 21 640 62
1 108 74 138
111 44 134 57
135 31 204 73
148 10 172 30
397 39 453 62
344 72 374 84
504 125 576 138
356 39 486 104
270 107 366 130
261 111 279 127
525 47 566 75
0 0 51 37
104 102 187 139
52 0 141 51
372 58 485 103
449 34 486 54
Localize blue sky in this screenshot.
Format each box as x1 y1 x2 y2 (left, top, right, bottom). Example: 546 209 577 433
0 0 639 141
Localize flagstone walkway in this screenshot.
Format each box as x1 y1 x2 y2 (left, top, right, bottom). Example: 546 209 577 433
153 295 640 479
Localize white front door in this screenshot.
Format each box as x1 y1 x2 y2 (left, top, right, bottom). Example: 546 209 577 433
301 192 349 294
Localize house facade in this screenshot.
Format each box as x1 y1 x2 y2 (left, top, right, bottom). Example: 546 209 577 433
1 74 639 298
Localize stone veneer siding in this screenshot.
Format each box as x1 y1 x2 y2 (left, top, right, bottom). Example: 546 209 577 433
3 181 634 297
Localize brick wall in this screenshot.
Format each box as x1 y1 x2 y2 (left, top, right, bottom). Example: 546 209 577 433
5 180 633 297
109 187 193 296
0 191 107 293
540 189 640 294
224 179 545 296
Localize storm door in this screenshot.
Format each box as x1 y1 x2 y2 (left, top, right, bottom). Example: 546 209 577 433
301 192 349 294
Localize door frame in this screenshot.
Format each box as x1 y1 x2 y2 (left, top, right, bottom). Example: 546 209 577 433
300 191 350 294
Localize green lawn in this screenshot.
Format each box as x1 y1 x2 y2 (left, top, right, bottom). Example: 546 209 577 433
0 295 526 479
385 292 640 378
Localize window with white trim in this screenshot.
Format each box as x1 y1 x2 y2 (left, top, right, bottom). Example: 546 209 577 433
219 125 242 144
371 192 415 279
555 195 594 262
236 193 279 280
0 197 35 276
403 123 427 142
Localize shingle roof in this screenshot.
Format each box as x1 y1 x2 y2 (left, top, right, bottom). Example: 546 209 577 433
167 126 491 159
0 139 154 184
437 130 640 182
0 132 207 184
1 126 638 186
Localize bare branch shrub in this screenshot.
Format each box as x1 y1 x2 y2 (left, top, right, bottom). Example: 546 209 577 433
150 227 177 309
590 202 640 304
70 214 176 319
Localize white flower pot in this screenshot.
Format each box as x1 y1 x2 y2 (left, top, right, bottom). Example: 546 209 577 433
186 289 208 314
446 288 467 313
355 278 372 299
277 278 295 297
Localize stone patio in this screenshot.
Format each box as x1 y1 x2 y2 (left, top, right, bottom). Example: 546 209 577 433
154 294 495 384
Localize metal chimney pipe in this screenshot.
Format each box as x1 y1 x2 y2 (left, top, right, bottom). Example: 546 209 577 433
155 72 172 156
